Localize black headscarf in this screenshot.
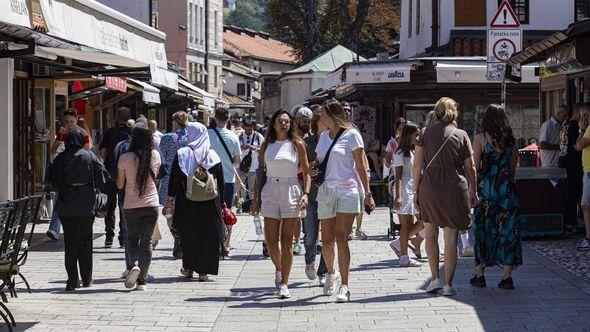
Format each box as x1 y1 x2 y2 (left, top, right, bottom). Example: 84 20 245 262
61 128 86 165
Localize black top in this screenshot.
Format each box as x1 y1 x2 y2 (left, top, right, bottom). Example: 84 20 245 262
100 124 132 177
367 151 378 172
559 119 582 169
304 134 319 202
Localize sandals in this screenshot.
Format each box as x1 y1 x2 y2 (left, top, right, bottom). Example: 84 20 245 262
180 268 193 278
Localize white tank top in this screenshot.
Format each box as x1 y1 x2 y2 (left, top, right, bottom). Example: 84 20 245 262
264 139 299 178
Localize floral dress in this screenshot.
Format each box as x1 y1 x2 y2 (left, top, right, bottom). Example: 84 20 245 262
157 128 188 205
473 137 522 268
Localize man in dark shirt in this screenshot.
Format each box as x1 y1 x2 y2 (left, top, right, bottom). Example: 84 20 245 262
98 107 132 247
559 103 583 232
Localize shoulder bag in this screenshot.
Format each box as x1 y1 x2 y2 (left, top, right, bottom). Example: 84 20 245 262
312 129 345 186
185 149 219 202
424 127 457 171
239 133 259 173
89 153 109 218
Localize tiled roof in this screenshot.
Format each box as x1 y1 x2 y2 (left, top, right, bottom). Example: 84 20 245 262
222 92 254 108
223 25 297 64
224 61 259 79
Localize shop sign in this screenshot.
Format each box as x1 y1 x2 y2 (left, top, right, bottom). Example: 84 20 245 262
39 0 167 69
0 0 31 28
105 77 127 93
150 65 179 91
346 64 411 85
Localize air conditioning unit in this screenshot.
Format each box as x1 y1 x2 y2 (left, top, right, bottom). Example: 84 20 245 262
33 63 51 76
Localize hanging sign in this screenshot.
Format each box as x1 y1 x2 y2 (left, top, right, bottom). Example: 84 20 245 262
105 77 127 93
487 1 522 81
0 0 31 28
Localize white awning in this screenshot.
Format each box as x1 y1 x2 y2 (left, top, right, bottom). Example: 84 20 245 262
346 62 412 85
128 79 160 104
39 0 167 68
0 0 31 28
150 65 179 91
178 79 216 113
436 61 539 83
36 46 146 68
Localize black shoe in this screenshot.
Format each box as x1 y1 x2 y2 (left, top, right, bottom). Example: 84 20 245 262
262 243 269 258
82 280 93 288
105 237 114 248
470 275 486 288
65 285 77 291
498 277 514 289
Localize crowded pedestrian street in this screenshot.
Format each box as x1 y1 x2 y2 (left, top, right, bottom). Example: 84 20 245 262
6 208 590 331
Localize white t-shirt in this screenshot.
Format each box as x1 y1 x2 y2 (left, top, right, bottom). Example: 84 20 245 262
393 150 414 180
539 117 562 168
240 131 264 172
316 129 364 188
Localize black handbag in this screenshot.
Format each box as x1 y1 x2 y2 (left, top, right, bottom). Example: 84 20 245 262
239 151 252 172
312 129 345 186
90 156 108 218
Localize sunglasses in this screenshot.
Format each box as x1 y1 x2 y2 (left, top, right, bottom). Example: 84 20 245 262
63 111 77 116
276 119 291 124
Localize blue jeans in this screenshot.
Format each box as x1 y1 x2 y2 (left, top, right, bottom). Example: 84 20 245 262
303 200 327 276
48 199 61 234
224 183 235 208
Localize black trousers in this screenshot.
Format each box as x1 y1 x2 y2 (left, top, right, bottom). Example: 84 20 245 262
104 181 125 239
565 166 583 227
60 216 94 287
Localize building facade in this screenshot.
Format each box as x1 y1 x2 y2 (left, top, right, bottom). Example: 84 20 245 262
400 0 575 58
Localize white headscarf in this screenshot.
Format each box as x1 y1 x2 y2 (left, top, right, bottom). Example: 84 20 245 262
177 122 221 175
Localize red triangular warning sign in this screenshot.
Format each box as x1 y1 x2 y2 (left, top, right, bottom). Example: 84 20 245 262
490 0 521 28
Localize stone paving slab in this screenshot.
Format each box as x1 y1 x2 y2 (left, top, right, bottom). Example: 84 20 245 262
3 208 590 331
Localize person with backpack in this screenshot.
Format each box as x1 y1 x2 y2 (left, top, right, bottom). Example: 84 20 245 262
50 129 107 290
116 122 161 291
99 107 132 248
237 120 264 211
165 122 225 281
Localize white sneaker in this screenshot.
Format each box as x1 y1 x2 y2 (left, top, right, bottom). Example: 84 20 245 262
323 272 339 296
278 284 290 299
426 278 442 293
336 285 351 303
399 255 423 267
121 269 129 278
318 275 327 287
443 285 456 297
274 271 282 289
125 266 140 289
305 263 317 280
136 283 147 291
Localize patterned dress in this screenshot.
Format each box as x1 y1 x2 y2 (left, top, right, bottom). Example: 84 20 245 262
157 128 188 205
473 137 522 268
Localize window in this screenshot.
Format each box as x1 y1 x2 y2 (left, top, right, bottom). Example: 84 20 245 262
200 6 205 46
416 0 420 35
408 0 412 38
499 0 529 25
214 9 219 50
455 0 486 26
214 67 218 88
237 83 246 96
192 3 197 44
188 62 194 82
576 0 590 21
188 3 193 43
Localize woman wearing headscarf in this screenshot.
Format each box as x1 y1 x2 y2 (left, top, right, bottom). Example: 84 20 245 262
165 122 225 281
51 129 107 291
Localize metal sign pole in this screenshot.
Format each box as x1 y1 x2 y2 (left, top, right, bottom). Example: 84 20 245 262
501 79 507 108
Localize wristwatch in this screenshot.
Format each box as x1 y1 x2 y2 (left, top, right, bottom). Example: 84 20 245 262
364 192 373 197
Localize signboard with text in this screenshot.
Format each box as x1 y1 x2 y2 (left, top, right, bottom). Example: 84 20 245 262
487 1 522 81
346 64 411 85
105 77 127 93
0 0 31 28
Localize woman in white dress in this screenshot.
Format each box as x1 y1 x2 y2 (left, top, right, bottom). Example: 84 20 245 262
390 122 424 267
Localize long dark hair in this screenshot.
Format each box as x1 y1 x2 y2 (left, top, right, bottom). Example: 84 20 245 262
397 122 420 158
128 126 154 197
481 104 515 149
263 108 301 145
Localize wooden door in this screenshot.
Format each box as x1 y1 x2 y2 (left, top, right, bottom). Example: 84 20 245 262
455 0 486 26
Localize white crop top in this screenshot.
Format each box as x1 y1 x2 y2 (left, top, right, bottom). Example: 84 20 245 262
264 139 299 178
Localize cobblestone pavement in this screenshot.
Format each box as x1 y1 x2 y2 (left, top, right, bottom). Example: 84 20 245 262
5 208 590 331
525 234 590 283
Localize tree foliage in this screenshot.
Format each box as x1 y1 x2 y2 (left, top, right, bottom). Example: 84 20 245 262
266 0 400 61
225 0 269 32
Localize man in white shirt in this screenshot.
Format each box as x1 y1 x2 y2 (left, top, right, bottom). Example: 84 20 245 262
539 106 568 167
237 120 264 206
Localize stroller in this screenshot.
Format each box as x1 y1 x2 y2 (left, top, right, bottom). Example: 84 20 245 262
386 172 401 239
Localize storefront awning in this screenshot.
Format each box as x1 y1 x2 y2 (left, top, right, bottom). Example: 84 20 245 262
128 79 160 104
436 61 539 83
178 79 216 113
39 0 167 69
0 0 31 28
36 46 146 68
345 62 414 85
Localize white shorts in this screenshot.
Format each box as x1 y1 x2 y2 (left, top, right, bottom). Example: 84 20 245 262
317 184 361 220
261 177 306 220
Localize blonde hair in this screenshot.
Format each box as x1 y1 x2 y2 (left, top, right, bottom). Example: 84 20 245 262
322 99 354 130
172 111 189 128
434 97 458 124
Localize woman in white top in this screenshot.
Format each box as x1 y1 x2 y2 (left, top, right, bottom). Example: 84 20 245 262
390 122 424 267
315 100 376 303
252 109 311 299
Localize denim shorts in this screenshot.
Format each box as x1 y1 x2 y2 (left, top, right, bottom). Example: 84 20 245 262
317 184 361 220
582 172 590 207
